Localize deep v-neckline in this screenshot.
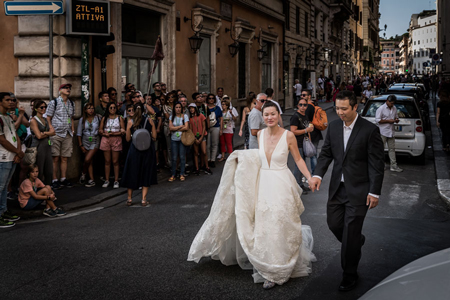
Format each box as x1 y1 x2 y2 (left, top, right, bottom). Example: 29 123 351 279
263 129 285 168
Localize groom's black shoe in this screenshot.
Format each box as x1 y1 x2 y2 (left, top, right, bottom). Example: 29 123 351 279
339 277 358 292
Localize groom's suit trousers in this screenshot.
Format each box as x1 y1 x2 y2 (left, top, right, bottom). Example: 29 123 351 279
327 183 367 279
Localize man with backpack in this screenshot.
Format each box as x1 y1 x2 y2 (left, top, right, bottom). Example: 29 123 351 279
46 83 75 189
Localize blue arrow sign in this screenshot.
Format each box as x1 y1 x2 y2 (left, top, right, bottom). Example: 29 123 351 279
4 1 64 16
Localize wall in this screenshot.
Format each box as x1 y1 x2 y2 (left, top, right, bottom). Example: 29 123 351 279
0 13 18 92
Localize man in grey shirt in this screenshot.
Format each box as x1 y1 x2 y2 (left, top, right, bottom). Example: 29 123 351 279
248 93 267 149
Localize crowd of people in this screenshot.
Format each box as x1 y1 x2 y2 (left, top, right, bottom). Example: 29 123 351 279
1 71 448 228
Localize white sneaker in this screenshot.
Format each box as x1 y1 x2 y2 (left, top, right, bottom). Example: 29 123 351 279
390 166 403 172
113 181 120 189
79 173 86 184
102 180 110 188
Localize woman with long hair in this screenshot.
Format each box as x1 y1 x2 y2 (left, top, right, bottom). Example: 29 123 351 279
29 100 55 185
239 95 256 149
121 103 157 206
188 103 211 175
168 102 189 182
99 102 125 189
77 103 101 187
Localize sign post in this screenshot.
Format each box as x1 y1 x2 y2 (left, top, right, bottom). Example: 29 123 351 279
4 1 64 15
4 1 64 100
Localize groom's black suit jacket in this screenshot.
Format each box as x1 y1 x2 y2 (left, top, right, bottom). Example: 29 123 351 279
314 116 385 205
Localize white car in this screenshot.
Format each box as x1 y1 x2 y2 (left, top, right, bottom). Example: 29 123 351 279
361 95 426 163
360 247 450 300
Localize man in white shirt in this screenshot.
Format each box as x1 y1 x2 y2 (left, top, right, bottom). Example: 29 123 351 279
362 85 373 102
215 87 224 107
293 79 302 106
375 95 403 172
248 93 267 149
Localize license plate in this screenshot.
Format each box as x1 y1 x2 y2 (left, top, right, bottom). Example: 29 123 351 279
394 125 402 131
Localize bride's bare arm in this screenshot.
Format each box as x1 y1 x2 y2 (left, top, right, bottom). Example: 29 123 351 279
286 131 312 182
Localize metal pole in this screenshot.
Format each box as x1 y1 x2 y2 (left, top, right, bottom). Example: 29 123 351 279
49 15 53 101
101 58 107 91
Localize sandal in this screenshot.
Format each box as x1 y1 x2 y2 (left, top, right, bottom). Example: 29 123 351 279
141 199 149 207
218 157 225 162
126 199 132 206
180 175 185 182
168 176 175 182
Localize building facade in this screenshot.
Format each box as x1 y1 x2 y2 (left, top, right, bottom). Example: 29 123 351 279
437 0 449 78
398 35 409 74
361 0 380 75
379 39 400 74
409 10 437 75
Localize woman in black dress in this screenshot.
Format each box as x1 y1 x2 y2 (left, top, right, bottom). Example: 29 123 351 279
121 103 157 206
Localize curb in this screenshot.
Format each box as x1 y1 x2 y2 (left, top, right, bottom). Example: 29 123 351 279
428 98 450 207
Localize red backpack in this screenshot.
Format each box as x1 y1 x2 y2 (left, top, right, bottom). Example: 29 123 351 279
311 105 328 131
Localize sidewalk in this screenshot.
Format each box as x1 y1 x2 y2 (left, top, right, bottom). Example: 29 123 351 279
8 101 335 219
428 97 450 207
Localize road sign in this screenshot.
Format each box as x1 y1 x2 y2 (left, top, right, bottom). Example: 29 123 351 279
66 0 110 36
4 1 64 15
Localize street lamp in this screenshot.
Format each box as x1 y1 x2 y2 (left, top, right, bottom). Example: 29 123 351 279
184 12 204 54
225 24 240 58
188 33 203 53
257 48 266 61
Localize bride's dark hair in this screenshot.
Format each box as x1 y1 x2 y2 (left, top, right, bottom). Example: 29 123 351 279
262 100 279 114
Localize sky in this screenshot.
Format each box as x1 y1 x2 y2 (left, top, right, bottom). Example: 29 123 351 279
379 0 436 39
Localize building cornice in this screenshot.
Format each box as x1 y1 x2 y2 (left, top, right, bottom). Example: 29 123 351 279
229 0 284 22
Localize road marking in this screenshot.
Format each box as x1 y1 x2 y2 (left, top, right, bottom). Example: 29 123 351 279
388 184 421 206
181 204 210 209
19 207 104 224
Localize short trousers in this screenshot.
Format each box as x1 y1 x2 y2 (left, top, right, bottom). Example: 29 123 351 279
50 134 73 157
195 137 207 142
82 135 100 151
100 136 122 152
23 188 43 210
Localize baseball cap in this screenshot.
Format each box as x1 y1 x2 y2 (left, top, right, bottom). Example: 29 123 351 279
59 83 72 90
223 95 230 99
188 103 197 108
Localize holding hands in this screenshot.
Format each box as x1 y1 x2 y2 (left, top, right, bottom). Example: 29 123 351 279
308 177 321 192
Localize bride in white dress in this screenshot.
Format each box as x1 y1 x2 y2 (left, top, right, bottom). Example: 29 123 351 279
188 101 316 289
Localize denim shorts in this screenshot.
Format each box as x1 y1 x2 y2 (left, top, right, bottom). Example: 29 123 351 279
23 196 43 210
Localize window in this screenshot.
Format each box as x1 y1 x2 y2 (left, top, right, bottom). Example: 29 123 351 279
198 35 211 93
284 1 290 31
261 42 272 93
421 51 424 57
414 41 416 45
391 60 394 66
238 43 246 98
425 50 428 57
304 12 308 37
418 40 420 44
296 6 300 34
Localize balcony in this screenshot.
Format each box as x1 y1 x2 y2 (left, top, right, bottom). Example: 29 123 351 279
329 0 353 22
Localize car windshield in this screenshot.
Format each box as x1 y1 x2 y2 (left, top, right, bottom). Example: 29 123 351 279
362 101 420 119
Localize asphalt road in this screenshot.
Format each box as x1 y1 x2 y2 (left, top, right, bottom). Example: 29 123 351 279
2 109 450 300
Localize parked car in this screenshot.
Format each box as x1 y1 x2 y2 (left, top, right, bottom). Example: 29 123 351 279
361 95 426 163
359 247 450 300
390 83 428 99
383 84 429 128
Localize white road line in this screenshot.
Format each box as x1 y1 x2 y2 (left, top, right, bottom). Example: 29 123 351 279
19 207 104 224
388 184 421 206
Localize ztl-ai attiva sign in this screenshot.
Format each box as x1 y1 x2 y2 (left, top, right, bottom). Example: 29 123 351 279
66 0 111 36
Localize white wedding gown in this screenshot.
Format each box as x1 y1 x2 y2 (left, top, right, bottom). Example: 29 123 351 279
188 129 316 285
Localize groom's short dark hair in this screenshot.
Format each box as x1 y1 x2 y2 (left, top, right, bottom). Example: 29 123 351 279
336 90 357 108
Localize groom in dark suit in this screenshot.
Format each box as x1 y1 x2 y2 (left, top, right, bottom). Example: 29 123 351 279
309 90 384 291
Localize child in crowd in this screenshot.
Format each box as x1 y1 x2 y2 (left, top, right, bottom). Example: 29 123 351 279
19 164 66 217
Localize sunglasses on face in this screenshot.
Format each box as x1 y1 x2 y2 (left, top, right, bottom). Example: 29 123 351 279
301 94 308 97
298 103 308 107
39 105 47 109
109 106 117 110
110 93 117 96
62 87 71 90
260 100 266 103
132 96 140 99
208 97 215 100
127 109 134 112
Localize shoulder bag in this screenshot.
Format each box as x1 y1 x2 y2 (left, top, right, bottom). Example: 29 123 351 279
303 131 317 158
181 117 196 146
